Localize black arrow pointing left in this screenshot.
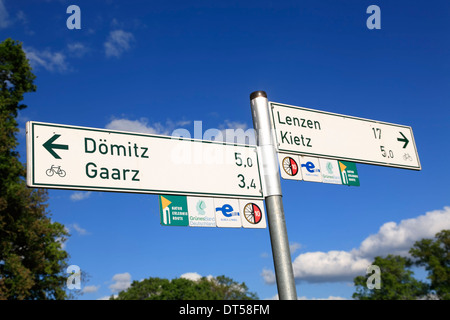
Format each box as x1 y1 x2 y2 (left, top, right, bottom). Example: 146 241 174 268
43 134 69 159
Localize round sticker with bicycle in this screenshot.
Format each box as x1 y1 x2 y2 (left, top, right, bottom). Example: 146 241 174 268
46 165 66 177
282 156 299 177
243 202 263 225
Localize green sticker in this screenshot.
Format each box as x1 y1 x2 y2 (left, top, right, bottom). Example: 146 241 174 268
159 195 189 226
338 161 360 187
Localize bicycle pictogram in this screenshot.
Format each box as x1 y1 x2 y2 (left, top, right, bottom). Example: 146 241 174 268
243 203 262 225
403 153 413 161
46 165 66 177
282 156 299 176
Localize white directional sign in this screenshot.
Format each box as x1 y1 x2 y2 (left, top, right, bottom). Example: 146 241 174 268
270 102 421 170
26 121 263 199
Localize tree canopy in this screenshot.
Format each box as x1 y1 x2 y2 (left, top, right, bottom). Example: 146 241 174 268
353 229 450 300
110 275 258 300
0 38 70 299
410 229 450 299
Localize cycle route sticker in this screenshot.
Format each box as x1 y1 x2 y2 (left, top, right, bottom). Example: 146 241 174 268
278 153 302 181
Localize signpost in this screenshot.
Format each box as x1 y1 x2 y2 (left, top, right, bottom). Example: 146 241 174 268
271 102 421 170
25 92 421 302
26 121 263 199
250 92 298 300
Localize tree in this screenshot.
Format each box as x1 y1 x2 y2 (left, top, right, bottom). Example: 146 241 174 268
111 275 258 300
352 255 428 300
0 38 70 299
352 230 450 300
410 229 450 299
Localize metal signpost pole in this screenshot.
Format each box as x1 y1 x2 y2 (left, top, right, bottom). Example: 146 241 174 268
250 91 297 300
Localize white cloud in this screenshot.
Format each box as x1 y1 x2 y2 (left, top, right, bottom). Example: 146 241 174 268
292 250 371 283
0 0 10 28
109 272 132 293
290 242 302 254
67 42 89 58
70 191 92 201
105 117 191 136
16 9 34 35
68 223 89 236
24 47 69 72
180 272 214 282
16 10 26 24
358 206 450 258
106 118 163 135
0 2 33 34
169 120 256 145
180 272 202 281
267 206 450 284
220 120 248 131
82 285 100 294
104 30 134 58
261 268 276 285
212 120 256 145
105 118 255 145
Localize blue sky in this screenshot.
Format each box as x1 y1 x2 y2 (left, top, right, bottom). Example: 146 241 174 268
2 0 449 299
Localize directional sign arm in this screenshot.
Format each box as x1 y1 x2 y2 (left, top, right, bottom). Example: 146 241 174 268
29 122 264 198
43 134 69 159
397 132 409 149
270 102 420 170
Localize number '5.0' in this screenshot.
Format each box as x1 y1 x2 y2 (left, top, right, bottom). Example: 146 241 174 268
234 152 253 167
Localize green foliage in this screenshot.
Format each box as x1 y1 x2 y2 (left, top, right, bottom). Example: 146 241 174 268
0 38 70 299
352 230 450 300
352 255 428 300
111 275 258 300
409 229 450 299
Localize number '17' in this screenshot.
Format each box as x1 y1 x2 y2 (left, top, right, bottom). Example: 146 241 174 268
372 128 381 139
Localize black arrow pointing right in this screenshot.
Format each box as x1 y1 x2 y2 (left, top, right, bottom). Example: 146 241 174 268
397 132 409 149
